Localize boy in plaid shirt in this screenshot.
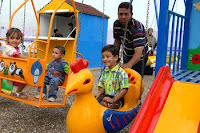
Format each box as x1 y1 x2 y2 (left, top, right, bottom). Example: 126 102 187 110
96 45 129 109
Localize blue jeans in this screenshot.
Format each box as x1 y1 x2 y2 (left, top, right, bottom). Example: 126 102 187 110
38 76 63 98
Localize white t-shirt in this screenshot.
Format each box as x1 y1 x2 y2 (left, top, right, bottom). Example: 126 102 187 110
2 43 21 57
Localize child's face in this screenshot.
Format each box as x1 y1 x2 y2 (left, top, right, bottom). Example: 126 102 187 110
102 51 118 69
67 25 72 30
7 32 22 47
52 48 64 60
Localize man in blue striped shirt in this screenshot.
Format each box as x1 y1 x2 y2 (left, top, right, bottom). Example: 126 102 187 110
113 2 148 75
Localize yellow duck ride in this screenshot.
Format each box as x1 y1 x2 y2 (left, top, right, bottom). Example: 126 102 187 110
65 58 144 133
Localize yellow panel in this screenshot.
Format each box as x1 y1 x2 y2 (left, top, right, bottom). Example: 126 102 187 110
154 81 200 133
38 0 79 14
146 56 177 66
196 2 200 11
0 92 65 107
0 57 46 87
0 57 27 83
26 58 46 87
146 56 156 66
37 39 75 65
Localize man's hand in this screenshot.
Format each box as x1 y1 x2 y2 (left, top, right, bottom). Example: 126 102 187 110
120 62 133 69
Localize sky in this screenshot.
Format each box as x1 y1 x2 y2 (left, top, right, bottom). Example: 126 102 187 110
0 0 184 43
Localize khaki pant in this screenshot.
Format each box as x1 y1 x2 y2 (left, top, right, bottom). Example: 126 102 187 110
97 94 124 109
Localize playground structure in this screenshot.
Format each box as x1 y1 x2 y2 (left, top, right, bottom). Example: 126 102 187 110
0 0 199 132
129 0 200 132
0 0 143 132
0 0 79 107
146 55 177 66
30 0 109 68
155 0 200 83
130 66 200 132
0 0 108 106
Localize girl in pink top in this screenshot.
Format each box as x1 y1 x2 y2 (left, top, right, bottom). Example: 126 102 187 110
2 28 27 98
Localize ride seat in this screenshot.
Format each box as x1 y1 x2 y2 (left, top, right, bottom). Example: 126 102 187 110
119 68 144 111
59 74 68 89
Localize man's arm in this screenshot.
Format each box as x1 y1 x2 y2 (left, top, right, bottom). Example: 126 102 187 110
122 47 143 68
113 20 121 52
115 39 121 52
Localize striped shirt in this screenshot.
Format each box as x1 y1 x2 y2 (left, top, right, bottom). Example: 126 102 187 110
98 64 129 96
113 18 147 60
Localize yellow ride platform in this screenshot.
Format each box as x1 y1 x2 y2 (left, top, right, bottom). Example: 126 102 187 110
0 0 79 108
146 55 177 66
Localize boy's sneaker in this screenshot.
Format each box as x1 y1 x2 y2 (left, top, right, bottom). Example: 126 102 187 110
48 97 56 102
35 93 46 99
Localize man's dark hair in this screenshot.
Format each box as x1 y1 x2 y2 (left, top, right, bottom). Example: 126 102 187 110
102 45 120 63
118 2 133 14
68 23 73 28
54 29 58 33
55 46 66 55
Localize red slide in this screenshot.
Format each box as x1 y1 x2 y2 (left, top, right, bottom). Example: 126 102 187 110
129 66 175 133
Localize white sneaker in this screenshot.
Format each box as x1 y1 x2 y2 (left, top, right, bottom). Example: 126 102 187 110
35 93 46 99
48 97 56 102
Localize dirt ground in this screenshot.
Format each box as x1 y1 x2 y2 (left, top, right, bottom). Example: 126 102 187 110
0 68 154 133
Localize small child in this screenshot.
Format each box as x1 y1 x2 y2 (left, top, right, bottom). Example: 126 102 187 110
96 45 129 109
2 28 27 98
52 29 63 37
35 46 69 102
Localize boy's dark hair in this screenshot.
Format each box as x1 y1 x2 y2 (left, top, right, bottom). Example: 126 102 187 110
54 29 58 33
55 46 66 55
6 28 24 42
102 45 120 63
68 23 73 27
118 2 133 14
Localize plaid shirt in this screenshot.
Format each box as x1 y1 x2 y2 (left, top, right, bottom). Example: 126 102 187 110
113 18 147 60
98 64 129 96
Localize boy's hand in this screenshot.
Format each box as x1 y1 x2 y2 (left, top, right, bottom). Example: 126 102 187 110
103 97 114 104
95 87 104 99
95 93 101 99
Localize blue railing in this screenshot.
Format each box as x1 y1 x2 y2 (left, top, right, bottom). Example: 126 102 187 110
167 11 187 74
155 0 193 77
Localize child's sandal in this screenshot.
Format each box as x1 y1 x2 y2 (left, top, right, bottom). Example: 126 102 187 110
10 92 28 99
10 92 18 97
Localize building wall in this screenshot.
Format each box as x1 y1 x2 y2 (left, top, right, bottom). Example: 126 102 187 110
78 13 108 68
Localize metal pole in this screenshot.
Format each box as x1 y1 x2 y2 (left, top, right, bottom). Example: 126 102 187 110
154 0 159 26
181 0 192 70
9 0 11 21
155 0 170 76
